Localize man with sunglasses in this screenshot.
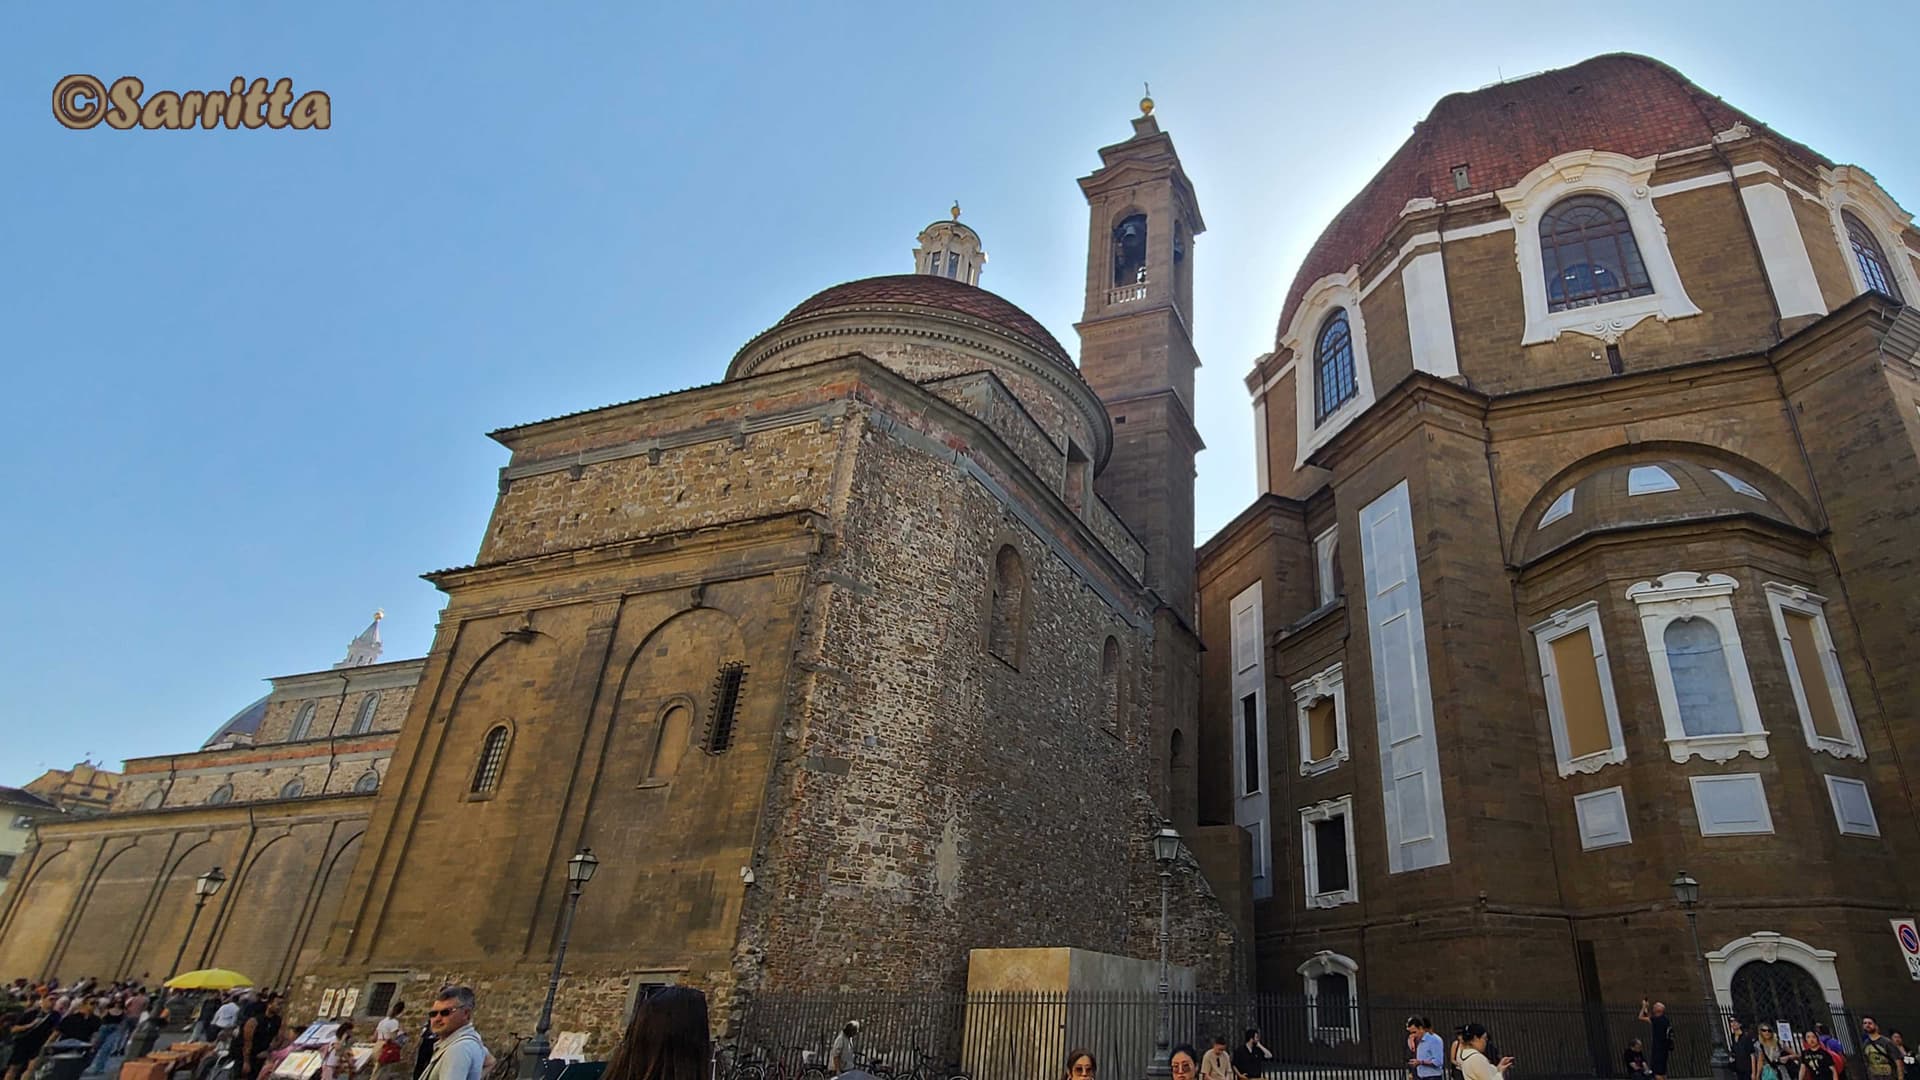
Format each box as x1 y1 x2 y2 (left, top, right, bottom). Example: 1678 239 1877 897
420 987 486 1080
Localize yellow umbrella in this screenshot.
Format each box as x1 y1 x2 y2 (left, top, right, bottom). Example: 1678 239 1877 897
164 968 253 991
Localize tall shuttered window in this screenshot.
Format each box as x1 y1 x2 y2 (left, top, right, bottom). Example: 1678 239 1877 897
1764 582 1864 759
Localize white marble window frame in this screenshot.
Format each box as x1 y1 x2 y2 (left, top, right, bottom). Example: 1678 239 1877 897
1294 663 1350 776
1626 572 1769 765
1824 775 1880 838
1284 271 1378 468
1300 795 1359 909
1298 950 1360 1044
1763 582 1865 761
1821 166 1920 303
1497 151 1702 346
1529 601 1629 777
1573 786 1633 851
1691 773 1775 836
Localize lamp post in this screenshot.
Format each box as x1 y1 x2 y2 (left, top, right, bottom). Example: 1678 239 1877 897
1148 825 1182 1080
166 866 227 982
1671 871 1732 1076
521 848 599 1080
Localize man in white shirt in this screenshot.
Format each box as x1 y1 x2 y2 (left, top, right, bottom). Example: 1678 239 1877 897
421 988 486 1080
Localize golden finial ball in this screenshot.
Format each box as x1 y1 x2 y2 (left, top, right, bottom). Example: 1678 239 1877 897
1140 96 1154 116
950 201 961 220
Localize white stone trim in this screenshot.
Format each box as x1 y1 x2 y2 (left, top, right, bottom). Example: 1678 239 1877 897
1706 933 1846 1011
1650 171 1733 198
1762 582 1865 760
1528 602 1628 777
1825 775 1880 838
1313 525 1339 606
1497 151 1703 345
1820 166 1920 302
1293 663 1350 776
1402 251 1460 378
1573 786 1632 851
1230 582 1273 901
1253 396 1270 494
1284 270 1377 468
1690 773 1775 836
1300 795 1359 908
1298 951 1360 1043
1626 572 1769 765
1740 181 1830 319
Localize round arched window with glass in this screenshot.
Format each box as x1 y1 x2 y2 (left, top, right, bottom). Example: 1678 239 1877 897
1539 195 1655 311
1313 310 1357 424
1843 211 1905 302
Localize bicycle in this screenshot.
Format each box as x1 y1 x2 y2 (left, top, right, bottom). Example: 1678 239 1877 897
485 1033 527 1080
722 1043 825 1080
891 1050 970 1080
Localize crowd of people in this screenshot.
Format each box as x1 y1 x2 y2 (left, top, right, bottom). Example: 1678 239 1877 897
0 979 485 1080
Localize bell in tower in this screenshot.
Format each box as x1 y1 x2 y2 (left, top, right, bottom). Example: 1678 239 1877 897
913 202 987 286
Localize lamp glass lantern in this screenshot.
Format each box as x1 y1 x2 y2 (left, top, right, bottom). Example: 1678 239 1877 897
1670 871 1700 908
195 866 228 898
1152 826 1181 865
567 848 600 885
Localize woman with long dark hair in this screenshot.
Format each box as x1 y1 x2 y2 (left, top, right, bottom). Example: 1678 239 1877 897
1063 1048 1096 1080
605 988 710 1080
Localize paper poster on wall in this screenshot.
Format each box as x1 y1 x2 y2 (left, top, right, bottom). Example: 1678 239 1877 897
337 988 360 1018
550 1033 589 1063
319 990 338 1018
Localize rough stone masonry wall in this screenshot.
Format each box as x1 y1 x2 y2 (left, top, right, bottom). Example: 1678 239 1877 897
737 402 1237 998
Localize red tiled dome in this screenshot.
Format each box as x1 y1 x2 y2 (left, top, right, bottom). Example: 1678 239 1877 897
777 274 1071 364
1275 54 1829 342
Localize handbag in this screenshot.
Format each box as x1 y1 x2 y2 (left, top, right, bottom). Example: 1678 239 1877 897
378 1042 402 1065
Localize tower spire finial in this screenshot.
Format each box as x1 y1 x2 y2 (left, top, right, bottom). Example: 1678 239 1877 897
1140 82 1153 116
951 200 961 221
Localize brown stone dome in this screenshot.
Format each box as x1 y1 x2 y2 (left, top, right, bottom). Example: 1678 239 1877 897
771 274 1071 364
1275 53 1830 342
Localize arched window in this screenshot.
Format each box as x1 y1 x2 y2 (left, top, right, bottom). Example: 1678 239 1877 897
289 702 316 742
946 252 960 278
279 778 305 799
350 692 380 735
1843 211 1905 302
470 725 510 795
1101 637 1123 734
1539 195 1655 311
354 770 380 794
1112 214 1148 286
206 784 234 806
141 790 164 810
1313 310 1358 423
648 704 692 780
987 545 1026 667
1664 619 1743 736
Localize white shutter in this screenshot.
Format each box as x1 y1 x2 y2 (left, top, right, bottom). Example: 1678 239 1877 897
1359 481 1449 872
1229 583 1273 900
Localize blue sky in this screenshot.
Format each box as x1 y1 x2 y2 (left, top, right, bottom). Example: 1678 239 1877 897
4 2 1914 784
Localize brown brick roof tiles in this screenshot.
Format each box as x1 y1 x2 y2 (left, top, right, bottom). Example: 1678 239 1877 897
779 273 1071 363
1276 53 1830 341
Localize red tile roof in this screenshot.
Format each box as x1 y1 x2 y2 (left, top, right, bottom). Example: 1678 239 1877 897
1275 53 1829 343
779 274 1071 363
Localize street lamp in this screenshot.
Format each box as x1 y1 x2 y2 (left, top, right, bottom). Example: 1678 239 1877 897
167 866 227 982
1148 825 1182 1080
1671 871 1731 1076
522 848 600 1080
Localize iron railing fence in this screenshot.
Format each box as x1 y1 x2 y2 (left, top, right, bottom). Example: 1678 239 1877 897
730 992 1920 1080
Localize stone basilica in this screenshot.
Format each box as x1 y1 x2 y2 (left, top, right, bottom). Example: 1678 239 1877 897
5 52 1920 1045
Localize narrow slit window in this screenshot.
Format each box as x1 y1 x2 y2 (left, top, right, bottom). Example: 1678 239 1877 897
351 692 380 735
1241 693 1261 795
290 701 316 742
704 663 747 754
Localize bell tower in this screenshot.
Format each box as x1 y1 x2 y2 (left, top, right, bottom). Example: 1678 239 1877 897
1076 95 1205 618
1076 94 1206 828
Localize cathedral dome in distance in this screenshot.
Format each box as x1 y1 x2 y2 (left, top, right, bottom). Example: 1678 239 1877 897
768 273 1072 365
